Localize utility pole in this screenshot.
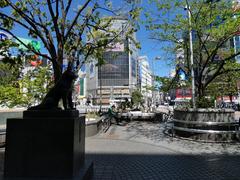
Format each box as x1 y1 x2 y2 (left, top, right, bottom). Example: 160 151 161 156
99 65 102 113
152 58 154 106
152 56 161 106
185 3 196 109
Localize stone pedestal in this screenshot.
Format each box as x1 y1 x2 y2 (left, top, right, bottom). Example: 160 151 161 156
4 110 93 179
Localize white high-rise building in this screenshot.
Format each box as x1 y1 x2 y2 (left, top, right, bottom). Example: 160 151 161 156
138 56 152 106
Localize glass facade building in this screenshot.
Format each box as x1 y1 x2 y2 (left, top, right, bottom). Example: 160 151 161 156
87 16 139 104
99 41 129 86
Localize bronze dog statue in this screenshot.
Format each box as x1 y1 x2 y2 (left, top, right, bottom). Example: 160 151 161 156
28 66 77 110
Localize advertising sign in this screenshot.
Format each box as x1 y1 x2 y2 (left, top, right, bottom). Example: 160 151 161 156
106 42 124 52
16 37 41 51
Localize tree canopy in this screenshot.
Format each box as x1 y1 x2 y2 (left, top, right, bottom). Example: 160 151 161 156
145 0 240 101
0 0 141 82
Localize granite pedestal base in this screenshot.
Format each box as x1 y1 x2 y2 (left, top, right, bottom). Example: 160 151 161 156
4 110 93 179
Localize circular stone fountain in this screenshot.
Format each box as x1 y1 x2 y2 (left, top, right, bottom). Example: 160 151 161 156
172 108 239 142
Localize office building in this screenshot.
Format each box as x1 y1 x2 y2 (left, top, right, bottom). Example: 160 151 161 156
137 56 152 106
86 16 138 105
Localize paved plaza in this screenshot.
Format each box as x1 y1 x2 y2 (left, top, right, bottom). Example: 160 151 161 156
0 111 239 179
86 120 240 180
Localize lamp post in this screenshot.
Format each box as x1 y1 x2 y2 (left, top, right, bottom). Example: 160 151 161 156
185 4 196 109
151 56 161 106
99 64 102 113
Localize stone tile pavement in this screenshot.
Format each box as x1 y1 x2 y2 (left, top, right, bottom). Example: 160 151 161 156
86 121 240 180
0 110 239 179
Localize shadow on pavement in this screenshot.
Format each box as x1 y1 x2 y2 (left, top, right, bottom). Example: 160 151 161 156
86 152 240 180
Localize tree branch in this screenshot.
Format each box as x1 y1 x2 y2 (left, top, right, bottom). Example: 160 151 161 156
65 0 92 39
0 27 51 60
46 0 61 43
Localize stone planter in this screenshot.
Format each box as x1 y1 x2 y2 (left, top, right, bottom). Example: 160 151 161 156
173 108 239 142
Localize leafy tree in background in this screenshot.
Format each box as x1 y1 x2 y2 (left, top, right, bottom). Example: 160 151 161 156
155 76 180 93
131 89 143 108
0 55 24 107
0 0 141 83
19 65 53 107
207 61 240 103
0 58 53 107
145 0 240 107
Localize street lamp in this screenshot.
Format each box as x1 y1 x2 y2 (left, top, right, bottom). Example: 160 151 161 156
151 56 161 106
185 4 196 109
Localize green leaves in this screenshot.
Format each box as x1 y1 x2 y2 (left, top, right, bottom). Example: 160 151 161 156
207 61 240 99
145 0 240 100
0 0 141 83
0 55 52 108
0 0 8 8
131 89 143 107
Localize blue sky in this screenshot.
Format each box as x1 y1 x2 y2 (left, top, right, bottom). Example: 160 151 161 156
1 0 175 77
137 25 174 77
137 1 175 77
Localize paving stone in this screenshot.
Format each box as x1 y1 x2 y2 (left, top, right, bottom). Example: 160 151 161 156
86 121 240 180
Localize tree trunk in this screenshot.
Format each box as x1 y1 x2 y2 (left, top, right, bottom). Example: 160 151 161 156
197 83 205 99
52 58 62 84
229 94 233 103
52 49 64 84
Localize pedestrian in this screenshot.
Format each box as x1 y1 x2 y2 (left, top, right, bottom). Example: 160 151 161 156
108 105 119 124
86 97 91 106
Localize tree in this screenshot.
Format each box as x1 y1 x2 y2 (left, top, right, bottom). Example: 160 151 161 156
0 0 141 83
207 61 240 103
145 0 240 107
155 76 181 93
0 57 53 107
131 89 143 108
0 56 24 107
20 65 53 107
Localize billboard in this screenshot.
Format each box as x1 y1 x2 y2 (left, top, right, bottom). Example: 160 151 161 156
106 42 124 52
16 37 41 51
